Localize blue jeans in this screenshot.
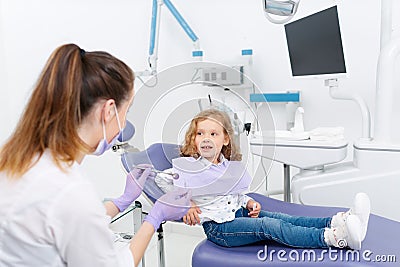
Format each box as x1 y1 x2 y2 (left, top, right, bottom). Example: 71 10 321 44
202 208 331 248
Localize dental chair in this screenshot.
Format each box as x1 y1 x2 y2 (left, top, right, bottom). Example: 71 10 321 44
121 143 400 267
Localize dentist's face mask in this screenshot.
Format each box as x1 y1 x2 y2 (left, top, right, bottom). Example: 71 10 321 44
93 105 123 156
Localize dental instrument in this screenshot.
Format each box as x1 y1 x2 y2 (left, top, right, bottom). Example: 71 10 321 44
135 166 180 179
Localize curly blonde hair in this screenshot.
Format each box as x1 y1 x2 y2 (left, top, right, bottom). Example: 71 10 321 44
180 109 242 161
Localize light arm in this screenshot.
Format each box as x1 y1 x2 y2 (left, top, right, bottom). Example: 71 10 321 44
148 0 162 74
163 0 199 43
146 0 200 75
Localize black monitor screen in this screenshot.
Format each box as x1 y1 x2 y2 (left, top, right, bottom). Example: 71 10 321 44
284 6 346 77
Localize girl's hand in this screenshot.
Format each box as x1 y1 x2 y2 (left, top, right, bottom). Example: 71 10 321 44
247 200 261 218
183 202 202 226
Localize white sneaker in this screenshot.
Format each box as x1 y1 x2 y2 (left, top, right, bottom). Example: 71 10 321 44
325 215 362 250
345 215 362 250
353 193 370 240
331 192 370 240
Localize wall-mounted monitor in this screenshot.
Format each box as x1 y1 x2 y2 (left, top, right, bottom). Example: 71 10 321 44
284 6 346 78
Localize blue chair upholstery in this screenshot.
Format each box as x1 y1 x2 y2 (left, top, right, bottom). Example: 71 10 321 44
121 143 400 267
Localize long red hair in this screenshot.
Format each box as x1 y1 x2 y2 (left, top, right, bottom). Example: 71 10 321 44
0 44 134 178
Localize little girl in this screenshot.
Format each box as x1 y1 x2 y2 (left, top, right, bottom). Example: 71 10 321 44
156 109 370 250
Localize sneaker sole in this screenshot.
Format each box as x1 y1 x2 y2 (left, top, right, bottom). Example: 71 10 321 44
346 215 362 250
353 192 370 240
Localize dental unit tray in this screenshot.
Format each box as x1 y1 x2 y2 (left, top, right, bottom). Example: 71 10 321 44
250 137 348 170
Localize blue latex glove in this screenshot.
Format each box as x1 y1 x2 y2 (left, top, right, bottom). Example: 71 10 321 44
144 188 191 230
112 164 156 212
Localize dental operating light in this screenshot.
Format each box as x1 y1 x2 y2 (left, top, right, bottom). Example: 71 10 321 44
263 0 300 24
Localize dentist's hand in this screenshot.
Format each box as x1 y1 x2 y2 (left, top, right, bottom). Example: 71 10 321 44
144 188 191 231
112 164 156 212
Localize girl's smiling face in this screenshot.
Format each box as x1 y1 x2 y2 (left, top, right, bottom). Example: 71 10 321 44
195 118 229 164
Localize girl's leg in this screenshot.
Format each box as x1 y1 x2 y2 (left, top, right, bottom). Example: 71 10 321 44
202 215 328 248
240 208 331 229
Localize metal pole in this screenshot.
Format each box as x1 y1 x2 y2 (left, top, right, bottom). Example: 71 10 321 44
157 224 166 267
283 164 291 202
133 201 146 267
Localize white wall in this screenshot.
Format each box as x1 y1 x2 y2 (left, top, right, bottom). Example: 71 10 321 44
0 1 399 213
0 0 9 141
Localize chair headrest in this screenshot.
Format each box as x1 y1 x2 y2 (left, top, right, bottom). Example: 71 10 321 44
118 120 135 142
120 143 181 203
121 143 180 172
